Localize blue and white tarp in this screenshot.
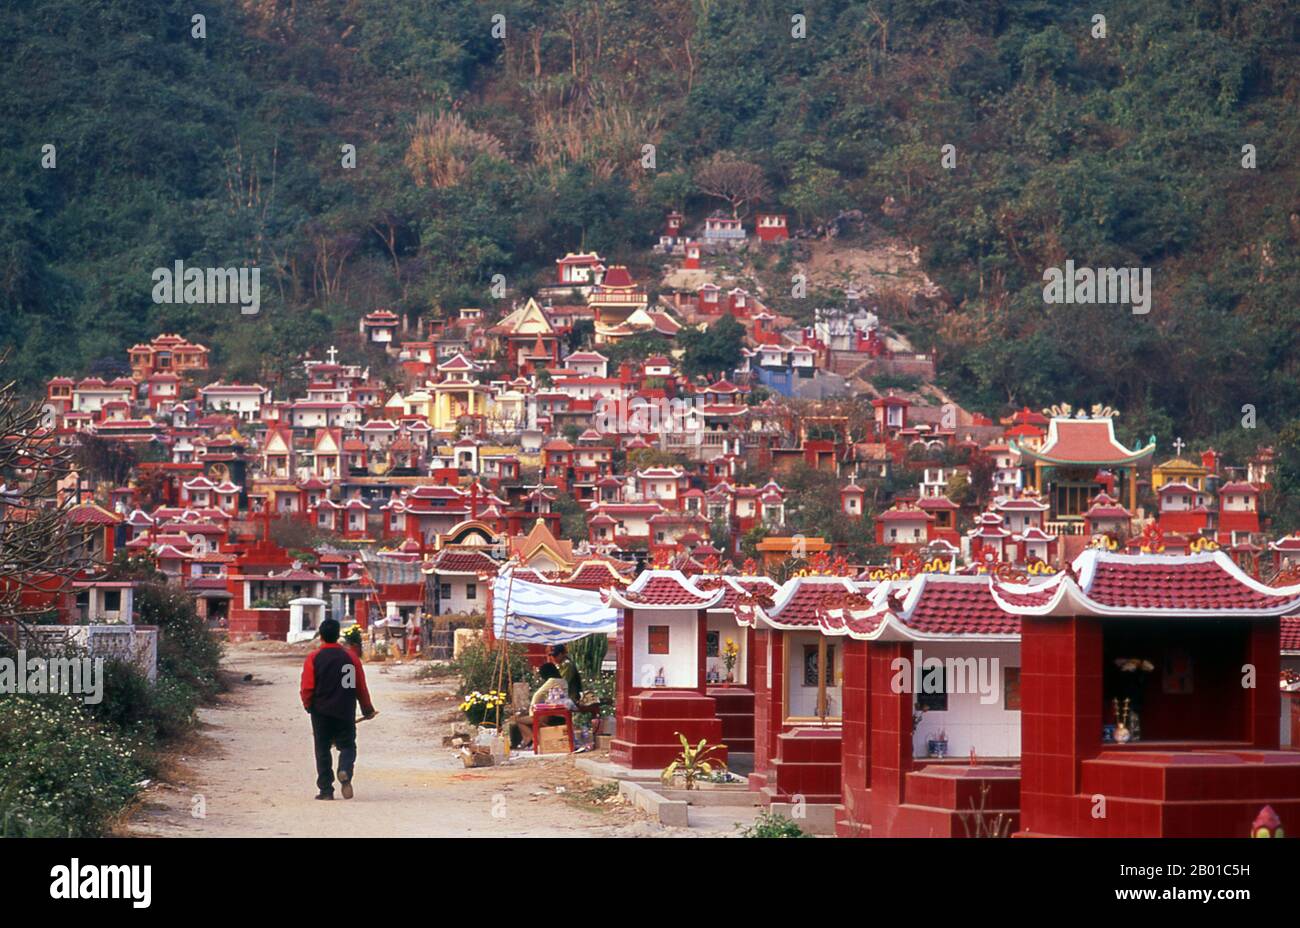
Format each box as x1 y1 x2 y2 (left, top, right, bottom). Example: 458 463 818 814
491 570 618 644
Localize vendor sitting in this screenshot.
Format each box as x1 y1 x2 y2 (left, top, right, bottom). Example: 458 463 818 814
511 664 575 749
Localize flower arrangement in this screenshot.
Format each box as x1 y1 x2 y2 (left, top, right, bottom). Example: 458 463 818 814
460 690 509 727
342 624 363 646
722 637 739 680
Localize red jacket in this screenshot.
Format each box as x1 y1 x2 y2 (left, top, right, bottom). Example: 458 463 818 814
300 642 375 719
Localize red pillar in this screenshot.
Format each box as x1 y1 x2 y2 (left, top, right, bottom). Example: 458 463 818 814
749 628 785 796
869 641 914 836
1249 617 1282 749
615 607 633 723
837 637 872 835
1018 615 1103 837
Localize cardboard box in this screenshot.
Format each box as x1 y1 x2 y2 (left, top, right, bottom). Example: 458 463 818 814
536 724 571 754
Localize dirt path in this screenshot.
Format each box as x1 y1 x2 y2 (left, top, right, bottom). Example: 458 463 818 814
128 642 681 837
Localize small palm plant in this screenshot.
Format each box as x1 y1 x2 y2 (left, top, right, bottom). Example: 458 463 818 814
661 732 727 790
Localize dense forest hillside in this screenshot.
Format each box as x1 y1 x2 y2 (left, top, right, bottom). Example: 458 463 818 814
3 0 1298 460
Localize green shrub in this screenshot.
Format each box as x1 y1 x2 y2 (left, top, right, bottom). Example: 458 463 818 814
134 582 223 701
452 639 536 698
0 696 143 837
569 634 608 684
87 659 200 747
740 811 813 838
84 658 155 734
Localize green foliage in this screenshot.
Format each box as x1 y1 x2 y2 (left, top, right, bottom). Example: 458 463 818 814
4 0 1297 452
600 332 671 368
84 660 197 749
0 696 143 837
779 463 879 560
678 315 745 379
452 638 536 699
568 634 608 686
661 732 727 790
740 810 813 838
552 491 589 544
134 582 223 703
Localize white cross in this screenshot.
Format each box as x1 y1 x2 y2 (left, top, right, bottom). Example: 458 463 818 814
1172 437 1186 456
326 345 339 364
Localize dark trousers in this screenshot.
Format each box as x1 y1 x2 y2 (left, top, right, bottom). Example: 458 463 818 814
310 712 357 793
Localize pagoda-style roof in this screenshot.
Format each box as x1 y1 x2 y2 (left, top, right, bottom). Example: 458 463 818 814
562 558 634 590
1012 414 1155 468
1084 491 1131 520
742 575 863 631
424 548 499 576
990 550 1300 618
820 574 1019 642
692 574 781 612
605 570 724 611
508 518 575 571
490 298 554 337
68 503 122 525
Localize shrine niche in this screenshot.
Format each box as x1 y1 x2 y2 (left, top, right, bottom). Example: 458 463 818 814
816 571 1022 837
606 571 727 769
994 548 1300 837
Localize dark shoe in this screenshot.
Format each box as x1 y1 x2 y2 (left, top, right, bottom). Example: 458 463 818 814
338 770 353 800
315 791 334 800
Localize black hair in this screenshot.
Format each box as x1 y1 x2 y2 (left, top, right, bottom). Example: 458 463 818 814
539 662 560 680
319 618 341 643
549 644 567 657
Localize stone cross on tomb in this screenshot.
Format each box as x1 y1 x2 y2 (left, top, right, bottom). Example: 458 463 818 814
326 345 339 365
1172 437 1186 457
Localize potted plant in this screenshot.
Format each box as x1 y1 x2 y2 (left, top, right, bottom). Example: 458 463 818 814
661 732 728 790
927 729 948 758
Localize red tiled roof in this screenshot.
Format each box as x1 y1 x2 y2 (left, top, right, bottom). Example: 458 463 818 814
613 572 721 608
1283 617 1300 652
902 578 1019 636
563 561 633 590
622 575 709 605
992 584 1058 609
1084 558 1295 611
601 266 635 287
878 507 934 523
429 549 498 575
67 504 121 525
709 576 780 610
1023 417 1154 466
993 551 1300 617
766 578 858 628
1218 481 1259 494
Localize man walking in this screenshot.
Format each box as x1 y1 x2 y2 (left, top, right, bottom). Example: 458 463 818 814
300 618 377 800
